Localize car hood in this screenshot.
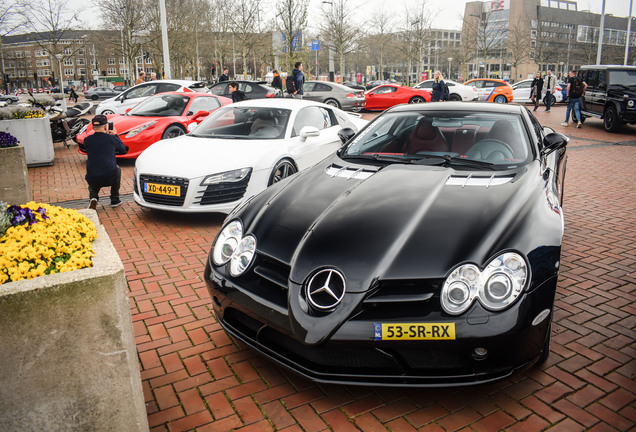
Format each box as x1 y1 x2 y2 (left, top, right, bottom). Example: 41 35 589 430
240 156 561 291
136 135 283 177
112 115 174 134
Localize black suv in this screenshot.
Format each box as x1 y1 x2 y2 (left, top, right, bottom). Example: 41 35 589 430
577 65 636 132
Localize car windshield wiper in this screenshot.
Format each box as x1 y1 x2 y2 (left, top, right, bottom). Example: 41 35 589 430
342 153 415 164
439 155 496 170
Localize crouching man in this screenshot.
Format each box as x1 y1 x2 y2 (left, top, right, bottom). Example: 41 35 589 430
84 114 129 209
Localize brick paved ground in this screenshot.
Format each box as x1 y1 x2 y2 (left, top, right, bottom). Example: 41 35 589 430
27 104 635 431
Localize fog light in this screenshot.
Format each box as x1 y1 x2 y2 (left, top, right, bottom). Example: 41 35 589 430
473 347 488 360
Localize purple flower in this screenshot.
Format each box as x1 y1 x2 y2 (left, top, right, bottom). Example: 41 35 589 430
0 131 20 148
6 205 48 226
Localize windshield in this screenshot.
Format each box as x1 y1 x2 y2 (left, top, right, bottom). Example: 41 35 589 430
190 106 291 139
343 111 532 169
609 70 636 86
128 94 190 117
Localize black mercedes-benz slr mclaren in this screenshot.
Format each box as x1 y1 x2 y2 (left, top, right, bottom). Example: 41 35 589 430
204 102 568 386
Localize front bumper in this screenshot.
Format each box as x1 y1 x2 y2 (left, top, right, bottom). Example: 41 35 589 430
205 259 557 387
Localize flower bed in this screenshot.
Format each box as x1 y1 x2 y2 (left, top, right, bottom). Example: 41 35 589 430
0 202 97 285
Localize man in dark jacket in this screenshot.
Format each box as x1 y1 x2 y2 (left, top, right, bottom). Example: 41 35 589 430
219 68 229 82
291 62 304 99
84 115 129 209
229 81 247 102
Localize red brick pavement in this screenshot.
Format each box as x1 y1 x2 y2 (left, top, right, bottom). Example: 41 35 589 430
27 104 635 431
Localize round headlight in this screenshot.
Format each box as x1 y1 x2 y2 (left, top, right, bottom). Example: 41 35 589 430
478 252 527 311
212 221 243 266
229 235 256 276
441 265 479 315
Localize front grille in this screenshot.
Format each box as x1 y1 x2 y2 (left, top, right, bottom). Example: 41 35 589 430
231 254 290 309
355 279 444 320
194 173 251 206
139 174 189 206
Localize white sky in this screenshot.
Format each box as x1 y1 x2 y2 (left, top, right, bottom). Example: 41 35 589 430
75 0 633 32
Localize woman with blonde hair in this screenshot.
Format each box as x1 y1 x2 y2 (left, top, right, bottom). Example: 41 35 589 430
431 70 449 102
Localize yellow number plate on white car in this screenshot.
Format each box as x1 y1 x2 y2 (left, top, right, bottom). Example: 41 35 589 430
374 323 456 340
144 183 180 196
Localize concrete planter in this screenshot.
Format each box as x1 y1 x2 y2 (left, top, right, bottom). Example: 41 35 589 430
0 118 54 167
0 210 149 432
0 144 31 205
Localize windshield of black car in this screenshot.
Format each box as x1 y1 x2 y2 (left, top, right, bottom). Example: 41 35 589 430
128 94 189 117
343 111 532 169
609 70 636 87
189 106 290 139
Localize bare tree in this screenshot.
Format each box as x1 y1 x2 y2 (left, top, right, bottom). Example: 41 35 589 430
276 0 309 73
507 18 531 82
368 6 394 81
395 0 432 85
320 0 360 80
225 0 264 77
462 6 506 78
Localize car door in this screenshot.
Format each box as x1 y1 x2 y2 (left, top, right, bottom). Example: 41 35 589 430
301 82 320 102
512 80 532 102
366 85 398 110
290 106 342 169
210 82 230 98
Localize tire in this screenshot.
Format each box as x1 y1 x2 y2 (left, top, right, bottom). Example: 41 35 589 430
449 94 461 101
268 159 297 186
91 95 98 100
324 98 341 109
162 125 186 139
409 96 425 104
603 106 622 133
101 109 114 115
494 95 507 104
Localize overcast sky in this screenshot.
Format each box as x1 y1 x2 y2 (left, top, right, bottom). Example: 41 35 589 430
75 0 633 32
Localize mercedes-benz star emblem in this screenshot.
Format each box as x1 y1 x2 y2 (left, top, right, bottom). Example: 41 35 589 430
306 269 346 311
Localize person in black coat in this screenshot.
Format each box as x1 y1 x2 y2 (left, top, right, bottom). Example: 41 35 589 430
530 72 544 111
271 70 282 92
219 68 229 82
229 81 246 102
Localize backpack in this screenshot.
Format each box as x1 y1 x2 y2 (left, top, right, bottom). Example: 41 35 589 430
442 82 450 101
286 72 296 94
570 77 584 98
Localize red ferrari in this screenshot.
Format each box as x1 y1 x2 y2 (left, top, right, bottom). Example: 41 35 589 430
364 84 431 111
77 92 231 158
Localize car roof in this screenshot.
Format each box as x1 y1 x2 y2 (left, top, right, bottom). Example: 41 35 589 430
305 80 354 90
387 101 524 115
223 98 342 110
465 78 508 83
579 64 636 71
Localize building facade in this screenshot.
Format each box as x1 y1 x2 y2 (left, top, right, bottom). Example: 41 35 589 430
462 0 636 82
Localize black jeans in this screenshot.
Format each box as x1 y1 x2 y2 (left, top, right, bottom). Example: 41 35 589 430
545 92 554 110
87 166 121 202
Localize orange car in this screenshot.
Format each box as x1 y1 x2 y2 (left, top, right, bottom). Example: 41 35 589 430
463 79 513 103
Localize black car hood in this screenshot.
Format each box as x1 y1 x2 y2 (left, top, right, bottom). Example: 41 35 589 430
242 156 562 292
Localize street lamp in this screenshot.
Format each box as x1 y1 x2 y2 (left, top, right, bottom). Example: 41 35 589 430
54 53 67 110
447 57 453 80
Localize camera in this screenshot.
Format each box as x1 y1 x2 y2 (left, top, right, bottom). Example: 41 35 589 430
108 122 113 131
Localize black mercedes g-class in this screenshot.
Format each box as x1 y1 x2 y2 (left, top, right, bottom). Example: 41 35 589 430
577 65 636 132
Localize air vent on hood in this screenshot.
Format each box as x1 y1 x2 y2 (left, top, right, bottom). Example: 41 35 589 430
325 164 377 180
445 174 514 188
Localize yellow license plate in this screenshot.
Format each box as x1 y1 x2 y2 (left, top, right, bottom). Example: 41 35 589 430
144 182 180 196
375 323 456 340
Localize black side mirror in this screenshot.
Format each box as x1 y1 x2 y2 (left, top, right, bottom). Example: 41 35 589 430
541 132 568 157
338 127 356 144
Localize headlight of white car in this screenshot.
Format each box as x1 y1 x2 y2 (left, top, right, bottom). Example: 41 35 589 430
202 168 252 186
441 252 528 315
125 121 157 138
212 220 256 276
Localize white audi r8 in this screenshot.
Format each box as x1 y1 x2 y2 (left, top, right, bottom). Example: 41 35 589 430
133 99 368 213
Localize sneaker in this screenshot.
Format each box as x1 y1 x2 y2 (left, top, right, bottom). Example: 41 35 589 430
577 122 582 128
110 200 122 208
533 107 537 111
560 122 569 126
88 198 97 210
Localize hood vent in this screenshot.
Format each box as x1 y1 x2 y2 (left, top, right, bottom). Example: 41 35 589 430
325 164 377 180
446 174 514 188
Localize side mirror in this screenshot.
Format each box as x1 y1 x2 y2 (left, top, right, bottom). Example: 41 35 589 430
299 126 320 141
338 127 356 144
541 132 568 157
191 110 209 122
125 108 132 113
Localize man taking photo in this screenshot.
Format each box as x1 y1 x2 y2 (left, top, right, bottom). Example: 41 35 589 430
84 115 129 209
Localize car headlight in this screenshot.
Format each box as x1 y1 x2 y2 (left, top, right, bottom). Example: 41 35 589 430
202 168 251 186
125 121 157 138
441 252 528 315
212 220 257 276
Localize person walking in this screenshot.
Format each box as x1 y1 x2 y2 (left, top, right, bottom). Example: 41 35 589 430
84 115 129 209
135 71 146 85
291 62 304 99
229 81 247 102
271 70 283 92
430 70 449 102
544 69 556 112
561 70 587 128
219 68 230 82
68 85 79 103
530 72 544 112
